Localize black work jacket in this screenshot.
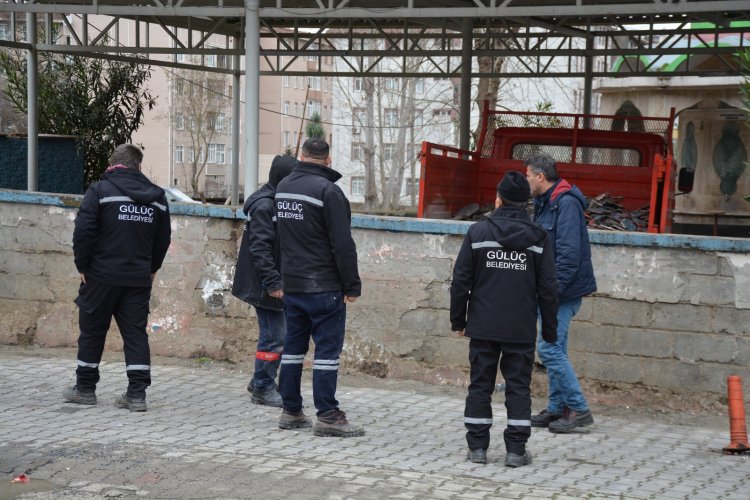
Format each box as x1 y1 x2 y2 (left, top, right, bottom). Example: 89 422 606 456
231 184 284 311
450 207 558 343
274 161 361 296
73 169 171 287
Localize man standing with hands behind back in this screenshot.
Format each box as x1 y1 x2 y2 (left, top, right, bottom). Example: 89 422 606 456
451 171 558 467
526 154 597 433
274 137 364 437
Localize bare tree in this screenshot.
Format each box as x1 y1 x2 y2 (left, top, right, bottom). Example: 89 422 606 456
335 36 456 212
168 67 231 199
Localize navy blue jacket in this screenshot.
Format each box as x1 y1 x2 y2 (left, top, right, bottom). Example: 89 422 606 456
532 179 597 302
73 168 171 287
231 184 284 311
450 207 558 344
274 161 361 296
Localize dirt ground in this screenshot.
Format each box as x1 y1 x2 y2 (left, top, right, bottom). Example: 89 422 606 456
3 344 730 430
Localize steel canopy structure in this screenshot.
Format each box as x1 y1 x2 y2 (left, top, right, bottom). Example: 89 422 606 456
1 0 749 201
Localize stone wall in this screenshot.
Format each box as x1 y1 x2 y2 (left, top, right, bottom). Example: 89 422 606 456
2 190 749 394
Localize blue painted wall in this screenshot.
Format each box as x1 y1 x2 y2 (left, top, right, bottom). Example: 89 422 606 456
0 136 84 195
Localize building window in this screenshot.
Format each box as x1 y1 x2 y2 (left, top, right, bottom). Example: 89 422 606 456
297 76 304 88
384 108 398 127
188 146 195 162
283 131 290 147
351 176 365 196
283 101 290 115
176 112 184 130
308 76 321 91
175 145 184 163
208 144 226 164
405 177 420 197
215 113 226 133
283 75 290 87
383 143 396 162
205 54 217 67
385 78 399 91
352 78 363 91
415 79 425 94
207 112 217 130
351 142 364 161
307 100 322 118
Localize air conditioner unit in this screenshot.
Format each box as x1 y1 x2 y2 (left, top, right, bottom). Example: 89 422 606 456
352 127 360 134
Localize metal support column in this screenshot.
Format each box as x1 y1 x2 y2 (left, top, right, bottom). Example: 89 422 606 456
243 0 260 200
583 35 594 117
27 13 38 192
231 35 241 205
459 18 473 151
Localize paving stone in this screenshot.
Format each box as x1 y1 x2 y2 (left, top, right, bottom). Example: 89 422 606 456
0 353 747 500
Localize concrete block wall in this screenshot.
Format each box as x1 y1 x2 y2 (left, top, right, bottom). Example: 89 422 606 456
2 189 750 394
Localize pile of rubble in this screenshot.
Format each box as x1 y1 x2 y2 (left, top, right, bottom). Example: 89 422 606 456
586 193 649 232
451 194 650 232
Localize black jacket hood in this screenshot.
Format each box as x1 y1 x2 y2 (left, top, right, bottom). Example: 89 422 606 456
103 169 165 205
485 206 548 251
243 183 274 216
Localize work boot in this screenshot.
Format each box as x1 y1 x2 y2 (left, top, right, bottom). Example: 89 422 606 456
549 409 594 433
279 410 312 430
62 386 96 405
530 409 563 428
505 451 533 468
115 393 147 412
312 409 365 437
466 449 487 464
251 387 283 408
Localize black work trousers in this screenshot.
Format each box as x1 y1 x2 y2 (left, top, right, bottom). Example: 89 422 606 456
464 338 535 455
75 280 152 397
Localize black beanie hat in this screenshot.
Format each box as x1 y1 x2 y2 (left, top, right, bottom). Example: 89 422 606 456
498 170 531 202
269 155 297 188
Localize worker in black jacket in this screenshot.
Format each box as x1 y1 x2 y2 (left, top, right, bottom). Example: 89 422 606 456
274 137 364 437
63 144 171 412
451 171 558 467
231 155 296 407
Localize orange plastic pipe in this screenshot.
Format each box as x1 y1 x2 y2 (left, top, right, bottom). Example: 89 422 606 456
723 375 750 455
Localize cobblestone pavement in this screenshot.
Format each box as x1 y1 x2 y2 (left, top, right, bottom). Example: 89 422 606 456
1 352 748 499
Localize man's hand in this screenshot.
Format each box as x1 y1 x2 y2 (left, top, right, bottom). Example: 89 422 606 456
454 330 465 337
343 295 358 304
269 290 284 299
79 273 87 284
542 330 558 344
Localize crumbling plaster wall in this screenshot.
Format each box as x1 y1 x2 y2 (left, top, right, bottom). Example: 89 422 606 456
2 190 749 394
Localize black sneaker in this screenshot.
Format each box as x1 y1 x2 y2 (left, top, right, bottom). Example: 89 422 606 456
467 448 487 464
62 386 96 405
279 410 312 430
549 409 594 433
251 387 283 408
115 393 147 412
530 409 562 428
313 409 365 437
505 451 532 467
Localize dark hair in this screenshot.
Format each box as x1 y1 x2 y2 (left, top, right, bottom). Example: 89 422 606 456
524 154 558 182
108 144 144 170
301 137 329 159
